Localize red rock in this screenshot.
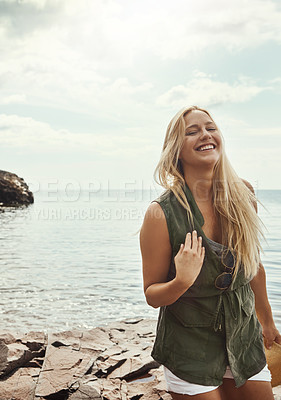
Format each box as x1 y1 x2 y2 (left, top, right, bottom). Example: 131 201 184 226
0 341 32 377
68 383 102 399
81 328 113 352
101 378 123 400
108 354 158 380
0 333 16 345
35 342 95 397
0 320 171 400
20 331 46 352
0 367 38 400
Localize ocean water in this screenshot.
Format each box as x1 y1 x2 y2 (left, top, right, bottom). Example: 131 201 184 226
0 187 280 333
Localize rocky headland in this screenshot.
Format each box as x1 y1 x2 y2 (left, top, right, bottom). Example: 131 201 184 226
0 319 281 400
0 170 34 207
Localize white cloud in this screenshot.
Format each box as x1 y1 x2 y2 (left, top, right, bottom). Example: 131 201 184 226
270 77 281 84
144 0 281 59
108 79 153 95
212 114 281 139
0 42 153 124
0 0 49 5
0 114 73 148
1 0 280 68
0 94 26 104
0 0 280 188
0 114 156 155
0 0 279 120
0 0 64 36
156 73 270 108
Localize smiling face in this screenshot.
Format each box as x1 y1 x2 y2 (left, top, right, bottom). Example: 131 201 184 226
179 109 222 171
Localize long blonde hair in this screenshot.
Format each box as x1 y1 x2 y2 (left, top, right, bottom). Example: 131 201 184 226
154 105 264 281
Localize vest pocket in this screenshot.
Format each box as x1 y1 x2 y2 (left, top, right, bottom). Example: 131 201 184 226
164 301 214 361
241 295 255 317
167 301 214 327
240 292 257 344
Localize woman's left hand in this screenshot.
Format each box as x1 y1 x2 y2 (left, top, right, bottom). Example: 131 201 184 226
262 322 281 349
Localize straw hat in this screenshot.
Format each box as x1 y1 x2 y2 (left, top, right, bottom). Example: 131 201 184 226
265 341 281 387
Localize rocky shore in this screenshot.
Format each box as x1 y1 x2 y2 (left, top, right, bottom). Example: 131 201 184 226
0 318 281 400
0 170 33 207
0 319 170 400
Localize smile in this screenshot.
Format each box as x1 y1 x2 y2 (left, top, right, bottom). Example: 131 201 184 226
196 144 216 151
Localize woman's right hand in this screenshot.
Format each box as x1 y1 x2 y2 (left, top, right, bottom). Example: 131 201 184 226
174 230 205 289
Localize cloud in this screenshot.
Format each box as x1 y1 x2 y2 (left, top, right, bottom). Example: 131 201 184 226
0 114 74 149
0 39 153 123
0 0 280 188
0 93 26 104
0 0 279 122
144 0 281 59
0 114 156 155
1 0 280 60
270 77 281 84
213 113 281 139
0 0 67 33
156 73 270 108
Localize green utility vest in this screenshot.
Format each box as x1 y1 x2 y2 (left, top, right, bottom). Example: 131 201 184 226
151 183 266 388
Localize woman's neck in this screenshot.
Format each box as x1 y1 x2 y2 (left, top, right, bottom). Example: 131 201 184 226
184 171 214 203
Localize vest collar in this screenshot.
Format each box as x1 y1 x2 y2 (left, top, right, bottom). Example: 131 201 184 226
183 182 205 227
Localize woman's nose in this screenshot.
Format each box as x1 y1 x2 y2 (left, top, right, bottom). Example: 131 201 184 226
200 128 212 139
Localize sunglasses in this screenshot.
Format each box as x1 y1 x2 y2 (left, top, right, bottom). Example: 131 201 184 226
214 253 235 290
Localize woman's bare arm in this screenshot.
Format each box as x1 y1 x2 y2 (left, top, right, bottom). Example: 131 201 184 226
140 202 187 308
140 202 205 308
242 178 281 348
250 263 281 348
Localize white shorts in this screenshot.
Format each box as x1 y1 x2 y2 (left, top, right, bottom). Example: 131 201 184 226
163 364 272 396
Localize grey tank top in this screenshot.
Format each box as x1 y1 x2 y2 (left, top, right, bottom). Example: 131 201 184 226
206 237 235 268
206 236 225 251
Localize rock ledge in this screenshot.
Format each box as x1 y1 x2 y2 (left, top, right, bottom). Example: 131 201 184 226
1 319 281 400
0 319 171 400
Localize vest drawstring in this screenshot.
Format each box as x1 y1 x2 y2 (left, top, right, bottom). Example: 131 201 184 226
213 291 237 332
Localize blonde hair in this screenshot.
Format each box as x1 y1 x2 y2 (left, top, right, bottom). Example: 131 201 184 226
154 105 264 281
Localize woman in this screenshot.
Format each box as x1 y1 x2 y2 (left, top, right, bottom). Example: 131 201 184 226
140 106 281 400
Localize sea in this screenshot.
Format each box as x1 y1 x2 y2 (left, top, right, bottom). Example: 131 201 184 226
0 186 280 333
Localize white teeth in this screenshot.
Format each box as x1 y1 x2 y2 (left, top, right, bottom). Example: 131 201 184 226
197 144 215 151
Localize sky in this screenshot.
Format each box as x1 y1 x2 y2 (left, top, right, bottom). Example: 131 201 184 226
0 0 281 193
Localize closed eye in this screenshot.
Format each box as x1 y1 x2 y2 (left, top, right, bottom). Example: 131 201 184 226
185 128 216 135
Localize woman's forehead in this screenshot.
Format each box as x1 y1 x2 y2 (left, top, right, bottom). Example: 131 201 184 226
184 110 214 126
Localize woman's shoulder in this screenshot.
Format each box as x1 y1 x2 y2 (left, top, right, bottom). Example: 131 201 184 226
240 178 257 212
142 188 175 226
153 187 184 209
153 188 172 203
240 178 255 194
144 201 165 221
141 201 169 243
